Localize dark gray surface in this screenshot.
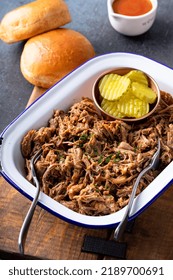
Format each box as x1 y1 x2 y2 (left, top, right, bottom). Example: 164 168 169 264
0 0 173 133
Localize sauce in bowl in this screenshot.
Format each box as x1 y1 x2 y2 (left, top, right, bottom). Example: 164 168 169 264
112 0 153 16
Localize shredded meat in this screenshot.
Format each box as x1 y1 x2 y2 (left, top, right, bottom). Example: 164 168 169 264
21 93 173 216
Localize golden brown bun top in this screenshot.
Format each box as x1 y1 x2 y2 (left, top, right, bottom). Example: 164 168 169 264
0 0 71 43
20 28 95 88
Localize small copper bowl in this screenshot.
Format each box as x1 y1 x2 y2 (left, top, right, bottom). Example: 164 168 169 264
92 67 160 122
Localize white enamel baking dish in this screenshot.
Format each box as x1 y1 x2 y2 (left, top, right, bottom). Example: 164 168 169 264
0 53 173 228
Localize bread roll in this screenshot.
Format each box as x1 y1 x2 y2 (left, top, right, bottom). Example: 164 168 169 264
0 0 71 43
20 29 95 88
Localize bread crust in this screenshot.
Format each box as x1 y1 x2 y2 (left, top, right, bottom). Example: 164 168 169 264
20 29 95 88
0 0 71 43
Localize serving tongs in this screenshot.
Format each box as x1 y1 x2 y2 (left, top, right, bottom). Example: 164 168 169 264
18 149 42 254
82 139 161 258
114 139 161 241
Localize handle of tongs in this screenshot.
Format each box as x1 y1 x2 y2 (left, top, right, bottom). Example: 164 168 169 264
114 165 151 241
114 139 160 241
18 149 42 254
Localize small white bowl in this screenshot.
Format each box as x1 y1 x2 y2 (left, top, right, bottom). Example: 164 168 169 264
107 0 158 36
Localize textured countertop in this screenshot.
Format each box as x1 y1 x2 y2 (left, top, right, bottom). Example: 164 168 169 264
0 0 173 133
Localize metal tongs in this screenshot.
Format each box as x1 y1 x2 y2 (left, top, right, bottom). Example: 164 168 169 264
114 139 161 241
18 149 42 254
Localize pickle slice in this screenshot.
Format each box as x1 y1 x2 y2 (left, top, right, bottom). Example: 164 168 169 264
117 95 149 118
99 74 131 101
101 98 125 118
125 70 148 86
132 82 157 104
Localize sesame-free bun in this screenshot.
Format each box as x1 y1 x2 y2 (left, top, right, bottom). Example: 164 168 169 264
20 29 95 88
0 0 71 43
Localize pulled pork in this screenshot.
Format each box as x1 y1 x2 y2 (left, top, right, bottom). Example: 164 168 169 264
21 92 173 216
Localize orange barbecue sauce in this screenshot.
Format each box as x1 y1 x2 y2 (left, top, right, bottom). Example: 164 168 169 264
112 0 153 16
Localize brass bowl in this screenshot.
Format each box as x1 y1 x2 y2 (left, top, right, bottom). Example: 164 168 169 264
92 67 160 122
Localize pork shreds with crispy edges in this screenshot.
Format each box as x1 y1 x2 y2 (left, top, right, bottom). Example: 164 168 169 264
21 92 173 216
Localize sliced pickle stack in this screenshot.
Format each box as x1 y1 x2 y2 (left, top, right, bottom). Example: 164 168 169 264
99 70 157 119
